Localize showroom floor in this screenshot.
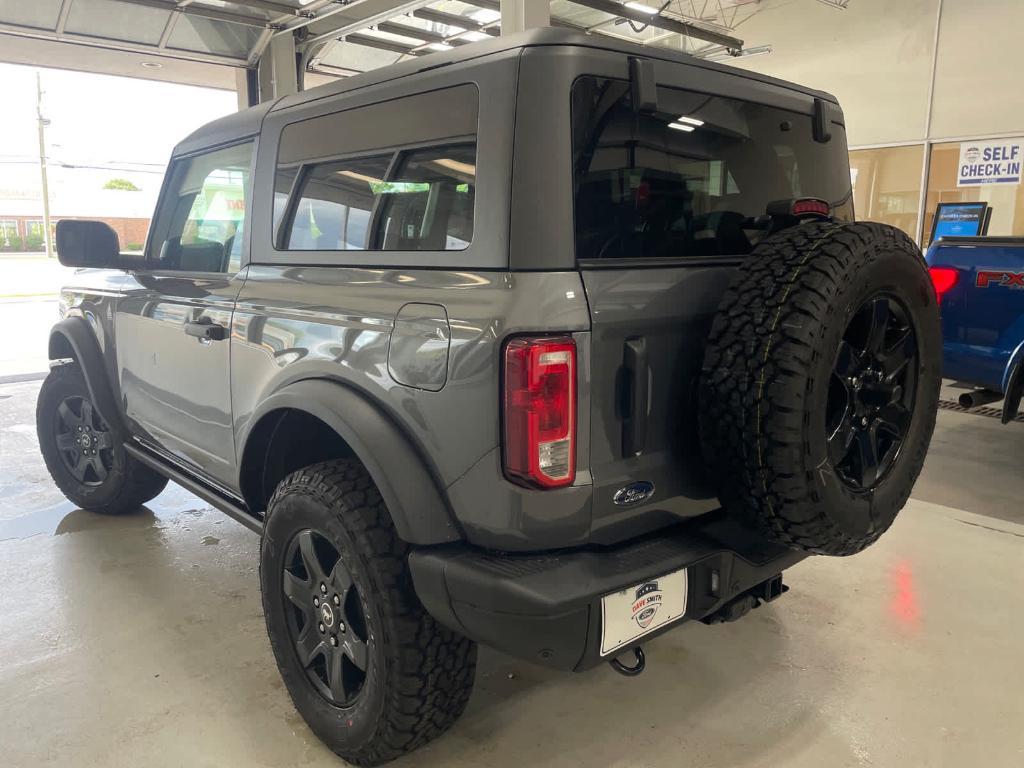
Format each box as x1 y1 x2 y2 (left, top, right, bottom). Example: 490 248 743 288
1 378 1022 768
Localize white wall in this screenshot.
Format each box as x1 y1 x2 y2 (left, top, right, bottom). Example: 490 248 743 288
727 0 1024 147
930 0 1024 139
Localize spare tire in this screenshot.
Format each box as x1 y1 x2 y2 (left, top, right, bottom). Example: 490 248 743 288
699 221 940 556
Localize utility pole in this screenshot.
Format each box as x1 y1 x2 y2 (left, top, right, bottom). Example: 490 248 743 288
36 72 54 258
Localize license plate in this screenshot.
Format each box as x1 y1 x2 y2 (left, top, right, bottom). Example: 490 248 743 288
600 568 688 656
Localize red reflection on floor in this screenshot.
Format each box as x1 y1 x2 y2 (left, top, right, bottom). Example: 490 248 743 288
889 560 921 629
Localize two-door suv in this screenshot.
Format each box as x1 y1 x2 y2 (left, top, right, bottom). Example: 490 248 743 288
38 29 941 765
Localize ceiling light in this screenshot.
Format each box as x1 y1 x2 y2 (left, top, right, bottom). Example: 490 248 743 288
429 158 476 176
676 116 704 126
428 42 454 51
668 123 695 132
470 9 501 23
460 31 491 42
624 2 660 14
140 61 163 69
339 170 384 185
704 44 773 62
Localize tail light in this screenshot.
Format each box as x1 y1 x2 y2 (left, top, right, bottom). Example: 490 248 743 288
791 198 831 217
503 336 577 488
929 266 959 303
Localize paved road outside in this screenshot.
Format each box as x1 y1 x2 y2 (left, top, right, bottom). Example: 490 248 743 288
0 255 75 378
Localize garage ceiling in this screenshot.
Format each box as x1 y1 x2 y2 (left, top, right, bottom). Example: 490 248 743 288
0 0 769 87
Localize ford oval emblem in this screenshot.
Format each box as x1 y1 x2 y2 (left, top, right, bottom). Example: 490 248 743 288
613 481 655 507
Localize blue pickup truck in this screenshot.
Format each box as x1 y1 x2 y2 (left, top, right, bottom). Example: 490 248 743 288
926 236 1024 423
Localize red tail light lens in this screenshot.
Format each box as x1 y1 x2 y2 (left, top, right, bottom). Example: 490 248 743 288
503 336 577 488
792 198 831 217
929 266 959 303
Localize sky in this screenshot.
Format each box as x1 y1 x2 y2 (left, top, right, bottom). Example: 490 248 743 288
0 62 237 214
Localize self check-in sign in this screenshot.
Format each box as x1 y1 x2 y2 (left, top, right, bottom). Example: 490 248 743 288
957 139 1023 186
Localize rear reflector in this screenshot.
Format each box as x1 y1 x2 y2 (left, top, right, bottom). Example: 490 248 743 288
929 266 959 303
503 336 577 488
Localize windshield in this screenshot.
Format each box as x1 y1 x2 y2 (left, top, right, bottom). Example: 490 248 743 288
572 76 854 261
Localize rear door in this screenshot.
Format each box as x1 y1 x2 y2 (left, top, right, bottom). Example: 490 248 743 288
570 73 854 543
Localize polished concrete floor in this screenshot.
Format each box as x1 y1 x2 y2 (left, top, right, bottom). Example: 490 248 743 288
1 378 1022 768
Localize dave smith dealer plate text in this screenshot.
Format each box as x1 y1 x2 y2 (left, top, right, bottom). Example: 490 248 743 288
600 568 688 656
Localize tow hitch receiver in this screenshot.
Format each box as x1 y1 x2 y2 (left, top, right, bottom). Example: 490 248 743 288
701 574 788 625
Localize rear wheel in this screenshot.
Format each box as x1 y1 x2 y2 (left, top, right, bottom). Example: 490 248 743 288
36 363 167 513
260 459 476 766
699 221 941 555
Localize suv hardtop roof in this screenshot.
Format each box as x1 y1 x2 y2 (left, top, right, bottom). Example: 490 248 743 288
174 28 838 157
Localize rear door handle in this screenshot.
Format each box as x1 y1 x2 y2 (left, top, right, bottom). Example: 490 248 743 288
622 337 649 457
184 320 227 342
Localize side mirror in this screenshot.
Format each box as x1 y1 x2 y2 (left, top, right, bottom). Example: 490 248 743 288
55 220 124 269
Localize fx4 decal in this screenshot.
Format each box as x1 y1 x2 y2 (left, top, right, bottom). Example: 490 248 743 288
976 270 1024 288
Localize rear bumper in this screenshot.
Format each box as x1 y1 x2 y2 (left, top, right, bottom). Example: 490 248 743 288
409 512 807 671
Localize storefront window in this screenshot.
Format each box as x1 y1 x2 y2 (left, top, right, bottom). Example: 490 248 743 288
0 220 18 248
923 139 1024 248
849 145 924 241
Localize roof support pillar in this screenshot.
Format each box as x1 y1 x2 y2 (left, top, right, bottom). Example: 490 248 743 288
235 67 260 110
500 0 549 35
257 31 299 102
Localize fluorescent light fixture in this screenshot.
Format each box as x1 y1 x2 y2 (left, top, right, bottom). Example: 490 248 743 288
704 44 773 62
460 30 491 42
429 158 477 176
428 42 454 51
668 123 695 132
676 116 704 126
624 1 660 14
471 9 501 23
339 170 384 185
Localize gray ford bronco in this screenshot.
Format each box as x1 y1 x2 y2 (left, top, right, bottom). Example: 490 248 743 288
37 29 941 765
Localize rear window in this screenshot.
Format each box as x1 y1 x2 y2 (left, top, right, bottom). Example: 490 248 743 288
571 76 853 261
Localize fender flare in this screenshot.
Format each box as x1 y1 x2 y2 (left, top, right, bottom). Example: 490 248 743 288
241 379 462 545
48 317 128 438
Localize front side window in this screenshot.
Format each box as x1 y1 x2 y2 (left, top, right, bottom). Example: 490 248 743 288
149 142 253 273
572 77 854 261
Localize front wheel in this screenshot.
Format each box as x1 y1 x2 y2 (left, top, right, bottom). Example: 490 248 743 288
260 460 476 766
36 363 167 513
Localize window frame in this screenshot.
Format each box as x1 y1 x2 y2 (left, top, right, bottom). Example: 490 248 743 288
254 78 502 271
142 136 258 278
274 135 476 254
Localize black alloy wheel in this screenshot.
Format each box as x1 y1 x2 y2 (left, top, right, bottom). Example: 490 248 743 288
282 528 370 706
54 395 114 486
826 295 919 491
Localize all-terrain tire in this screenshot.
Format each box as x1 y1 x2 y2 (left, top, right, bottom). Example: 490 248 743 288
699 221 941 556
260 459 476 766
36 363 168 513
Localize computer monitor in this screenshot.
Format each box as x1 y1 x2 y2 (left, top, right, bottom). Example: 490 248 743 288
930 201 990 241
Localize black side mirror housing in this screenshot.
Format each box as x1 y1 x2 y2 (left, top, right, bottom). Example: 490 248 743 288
55 219 124 269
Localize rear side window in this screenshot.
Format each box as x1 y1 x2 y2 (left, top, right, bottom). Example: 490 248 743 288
571 76 853 261
274 84 477 254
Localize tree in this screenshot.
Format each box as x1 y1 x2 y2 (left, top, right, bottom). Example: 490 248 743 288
102 178 140 191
